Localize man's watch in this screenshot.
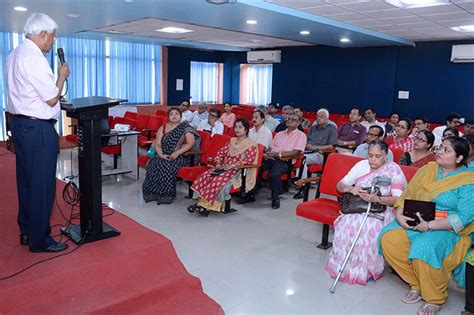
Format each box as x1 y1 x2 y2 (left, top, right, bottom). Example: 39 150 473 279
427 221 433 232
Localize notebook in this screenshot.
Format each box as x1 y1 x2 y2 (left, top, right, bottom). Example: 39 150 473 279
403 199 436 227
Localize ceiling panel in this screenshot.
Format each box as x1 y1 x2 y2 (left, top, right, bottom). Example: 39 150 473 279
407 3 467 15
425 12 474 21
363 9 418 19
304 5 353 15
339 1 398 11
324 12 373 22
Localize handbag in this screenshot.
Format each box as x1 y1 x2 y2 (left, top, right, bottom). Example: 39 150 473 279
340 186 386 214
147 146 156 158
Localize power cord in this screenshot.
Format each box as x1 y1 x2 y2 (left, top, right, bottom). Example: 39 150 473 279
0 230 89 281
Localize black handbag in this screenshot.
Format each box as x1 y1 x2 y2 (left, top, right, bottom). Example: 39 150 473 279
340 186 386 214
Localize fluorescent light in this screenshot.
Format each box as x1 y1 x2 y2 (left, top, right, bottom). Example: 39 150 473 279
451 24 474 32
155 27 194 34
14 6 28 12
67 13 80 18
246 20 258 25
385 0 449 9
300 30 310 35
286 289 295 296
340 38 351 43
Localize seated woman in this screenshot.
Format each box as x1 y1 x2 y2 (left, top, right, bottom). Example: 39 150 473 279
380 136 474 315
142 108 200 204
220 102 236 128
387 118 414 152
326 140 407 285
399 130 436 167
432 126 460 155
188 119 258 216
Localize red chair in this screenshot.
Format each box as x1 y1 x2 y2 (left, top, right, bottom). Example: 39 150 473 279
138 115 164 148
178 134 232 198
296 153 363 249
155 110 168 117
296 154 420 250
391 147 405 163
223 126 236 137
135 114 150 132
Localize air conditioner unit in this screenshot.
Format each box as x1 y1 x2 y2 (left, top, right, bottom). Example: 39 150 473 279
451 44 474 63
247 50 281 64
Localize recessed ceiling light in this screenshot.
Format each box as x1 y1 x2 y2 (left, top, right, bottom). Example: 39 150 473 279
300 30 310 35
385 0 448 9
340 38 351 43
108 30 128 34
246 20 258 25
155 27 194 34
67 13 80 18
451 25 474 32
14 6 28 12
124 0 134 2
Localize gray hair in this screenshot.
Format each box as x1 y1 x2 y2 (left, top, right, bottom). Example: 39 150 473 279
24 13 58 35
197 102 209 109
282 105 294 111
254 105 268 114
317 108 330 119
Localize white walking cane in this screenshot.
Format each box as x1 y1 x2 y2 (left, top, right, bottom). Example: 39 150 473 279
329 176 392 293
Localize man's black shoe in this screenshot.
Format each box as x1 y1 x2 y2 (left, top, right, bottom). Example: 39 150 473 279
30 242 68 253
237 195 255 204
271 198 280 209
293 190 304 199
20 234 28 246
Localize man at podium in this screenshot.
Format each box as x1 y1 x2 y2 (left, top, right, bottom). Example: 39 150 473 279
6 13 70 252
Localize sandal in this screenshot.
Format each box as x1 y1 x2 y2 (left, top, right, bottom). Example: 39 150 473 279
417 302 441 315
187 204 196 213
401 289 422 304
196 206 209 217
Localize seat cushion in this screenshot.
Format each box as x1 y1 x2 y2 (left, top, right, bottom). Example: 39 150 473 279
138 155 150 168
101 145 120 155
296 198 340 226
307 164 323 173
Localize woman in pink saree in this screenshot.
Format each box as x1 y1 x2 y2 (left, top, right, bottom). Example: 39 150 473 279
325 140 408 285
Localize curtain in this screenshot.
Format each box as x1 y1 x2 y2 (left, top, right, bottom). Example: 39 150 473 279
55 37 106 99
190 61 219 104
247 64 273 106
108 41 160 103
0 32 24 140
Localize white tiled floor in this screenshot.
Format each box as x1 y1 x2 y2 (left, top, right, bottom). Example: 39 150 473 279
56 149 465 314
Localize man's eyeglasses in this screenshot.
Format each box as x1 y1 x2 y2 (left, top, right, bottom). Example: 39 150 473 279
288 117 299 122
367 132 380 137
452 120 461 126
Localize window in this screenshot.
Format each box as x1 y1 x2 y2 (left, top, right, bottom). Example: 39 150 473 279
190 61 223 104
240 64 273 105
0 33 161 139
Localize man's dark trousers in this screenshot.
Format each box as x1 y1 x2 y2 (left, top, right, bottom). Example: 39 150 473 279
12 115 58 251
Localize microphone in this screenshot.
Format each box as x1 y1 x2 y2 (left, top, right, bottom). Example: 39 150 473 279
57 48 65 64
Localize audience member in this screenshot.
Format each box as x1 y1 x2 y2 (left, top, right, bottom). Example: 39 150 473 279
432 112 462 146
180 100 193 123
220 102 236 128
293 107 311 129
361 107 385 133
385 112 400 137
398 130 435 167
353 125 394 162
336 108 367 149
380 136 474 315
246 114 306 209
275 105 296 132
387 118 414 152
257 105 279 132
249 110 272 149
268 103 283 122
197 108 224 136
189 102 209 128
189 119 258 216
465 118 474 136
311 107 337 128
412 117 429 136
326 140 407 285
143 108 200 204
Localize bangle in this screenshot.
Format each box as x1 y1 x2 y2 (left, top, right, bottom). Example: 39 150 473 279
427 221 433 232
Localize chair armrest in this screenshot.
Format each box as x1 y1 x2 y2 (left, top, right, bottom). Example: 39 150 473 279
295 176 321 187
141 140 154 146
280 152 304 161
